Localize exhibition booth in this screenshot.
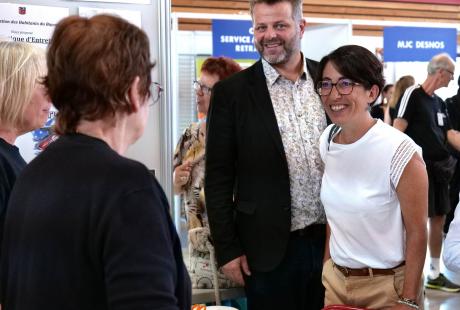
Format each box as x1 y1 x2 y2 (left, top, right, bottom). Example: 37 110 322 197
1 0 460 305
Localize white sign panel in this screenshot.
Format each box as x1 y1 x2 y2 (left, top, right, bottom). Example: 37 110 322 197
0 3 69 47
79 7 142 28
0 4 67 161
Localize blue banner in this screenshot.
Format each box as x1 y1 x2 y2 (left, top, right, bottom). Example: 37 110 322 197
384 26 457 62
212 19 259 60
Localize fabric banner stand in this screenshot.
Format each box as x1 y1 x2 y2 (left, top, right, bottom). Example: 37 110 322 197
212 19 257 68
383 26 457 62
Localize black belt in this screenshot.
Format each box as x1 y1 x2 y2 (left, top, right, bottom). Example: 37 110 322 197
290 224 325 238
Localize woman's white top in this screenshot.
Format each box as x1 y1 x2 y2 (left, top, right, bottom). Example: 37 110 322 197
443 203 460 273
319 119 421 269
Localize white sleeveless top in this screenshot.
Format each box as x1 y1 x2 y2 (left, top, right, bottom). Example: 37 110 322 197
319 120 422 268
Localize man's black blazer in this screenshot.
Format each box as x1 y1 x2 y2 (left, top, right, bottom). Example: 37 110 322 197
205 58 324 272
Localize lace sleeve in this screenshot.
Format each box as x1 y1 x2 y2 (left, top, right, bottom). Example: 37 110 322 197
390 139 418 188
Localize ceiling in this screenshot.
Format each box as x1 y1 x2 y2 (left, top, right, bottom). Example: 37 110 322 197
172 0 460 38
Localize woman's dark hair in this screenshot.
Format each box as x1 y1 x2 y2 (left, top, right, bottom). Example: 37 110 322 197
315 45 385 104
382 84 394 95
45 14 155 135
201 56 242 81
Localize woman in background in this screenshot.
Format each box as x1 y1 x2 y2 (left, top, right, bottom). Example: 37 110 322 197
1 15 190 310
173 56 241 290
0 41 50 245
389 75 416 112
370 83 394 124
316 45 427 309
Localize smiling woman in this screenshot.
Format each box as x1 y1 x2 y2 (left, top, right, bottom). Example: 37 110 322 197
316 45 428 309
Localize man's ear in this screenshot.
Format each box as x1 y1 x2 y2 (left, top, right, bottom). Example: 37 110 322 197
299 18 306 38
128 76 141 113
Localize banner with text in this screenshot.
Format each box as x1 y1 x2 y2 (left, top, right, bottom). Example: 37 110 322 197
0 3 68 47
383 26 457 62
212 19 258 60
0 3 66 162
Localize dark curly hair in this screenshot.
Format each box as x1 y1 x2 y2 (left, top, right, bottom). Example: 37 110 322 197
315 45 385 105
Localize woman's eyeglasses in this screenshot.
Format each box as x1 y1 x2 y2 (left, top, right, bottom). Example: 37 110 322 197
193 80 213 95
150 82 163 105
316 78 360 96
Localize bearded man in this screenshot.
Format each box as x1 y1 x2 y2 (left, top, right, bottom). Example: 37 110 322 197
205 1 328 309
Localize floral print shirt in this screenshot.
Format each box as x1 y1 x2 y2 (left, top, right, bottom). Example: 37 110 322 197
262 57 327 230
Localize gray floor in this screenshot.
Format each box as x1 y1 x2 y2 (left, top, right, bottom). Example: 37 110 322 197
425 289 460 310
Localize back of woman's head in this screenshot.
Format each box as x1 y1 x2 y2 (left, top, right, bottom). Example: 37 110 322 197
388 75 415 108
45 15 154 135
0 41 46 127
200 56 242 81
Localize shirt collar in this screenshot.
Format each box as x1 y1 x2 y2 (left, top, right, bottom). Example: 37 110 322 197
261 53 307 86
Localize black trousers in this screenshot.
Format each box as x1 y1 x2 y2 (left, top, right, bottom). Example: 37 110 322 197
244 225 326 310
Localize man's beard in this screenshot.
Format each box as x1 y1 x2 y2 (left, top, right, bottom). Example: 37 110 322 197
254 34 300 65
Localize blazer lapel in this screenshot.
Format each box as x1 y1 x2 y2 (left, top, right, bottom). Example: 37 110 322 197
248 60 286 157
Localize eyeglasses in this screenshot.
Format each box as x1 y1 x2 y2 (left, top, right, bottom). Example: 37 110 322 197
316 78 360 96
193 80 213 95
150 82 163 105
445 69 455 78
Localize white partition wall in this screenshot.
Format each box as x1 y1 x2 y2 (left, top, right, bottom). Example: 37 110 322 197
0 0 173 202
302 23 352 62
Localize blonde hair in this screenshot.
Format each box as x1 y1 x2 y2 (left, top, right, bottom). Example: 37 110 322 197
388 75 415 108
0 41 47 127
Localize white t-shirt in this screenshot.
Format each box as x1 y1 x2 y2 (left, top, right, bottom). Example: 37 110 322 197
319 120 421 269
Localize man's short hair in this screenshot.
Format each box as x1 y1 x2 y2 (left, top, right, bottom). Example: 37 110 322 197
44 14 154 135
427 53 455 75
0 41 46 127
249 0 303 22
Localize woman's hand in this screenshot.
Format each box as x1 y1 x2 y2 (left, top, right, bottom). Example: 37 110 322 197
173 162 192 194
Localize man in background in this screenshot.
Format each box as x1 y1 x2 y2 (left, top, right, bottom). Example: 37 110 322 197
394 53 460 292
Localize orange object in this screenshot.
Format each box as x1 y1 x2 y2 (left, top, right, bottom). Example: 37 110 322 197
192 305 206 310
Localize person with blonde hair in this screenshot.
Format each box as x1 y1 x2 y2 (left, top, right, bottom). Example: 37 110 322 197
388 75 415 110
0 41 51 244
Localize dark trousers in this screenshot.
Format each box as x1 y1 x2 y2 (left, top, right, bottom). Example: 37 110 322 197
244 225 326 310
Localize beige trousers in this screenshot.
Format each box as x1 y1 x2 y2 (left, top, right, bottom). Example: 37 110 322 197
322 259 424 310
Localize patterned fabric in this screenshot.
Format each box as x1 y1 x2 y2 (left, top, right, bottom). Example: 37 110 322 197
262 58 327 231
173 122 238 289
390 139 419 188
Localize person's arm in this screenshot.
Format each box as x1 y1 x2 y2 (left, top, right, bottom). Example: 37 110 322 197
393 118 408 132
443 206 460 273
383 104 392 125
447 129 460 152
173 162 191 194
205 81 244 270
101 183 186 310
396 152 428 302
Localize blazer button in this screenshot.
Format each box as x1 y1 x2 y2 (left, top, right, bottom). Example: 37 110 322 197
282 205 290 211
